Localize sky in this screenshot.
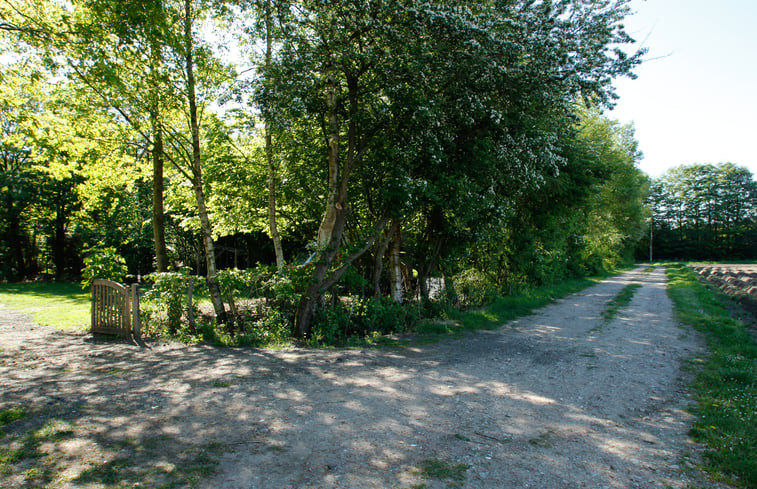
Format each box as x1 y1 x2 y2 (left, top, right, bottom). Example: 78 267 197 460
609 0 757 178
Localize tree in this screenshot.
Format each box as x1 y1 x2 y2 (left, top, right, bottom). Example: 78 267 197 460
259 0 643 337
0 63 41 279
181 0 227 323
2 0 237 321
0 61 135 280
649 163 757 260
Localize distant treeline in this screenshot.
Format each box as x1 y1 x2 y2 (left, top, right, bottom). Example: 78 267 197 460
640 163 757 261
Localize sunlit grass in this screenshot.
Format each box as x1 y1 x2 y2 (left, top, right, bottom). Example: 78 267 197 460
666 263 757 488
0 282 90 330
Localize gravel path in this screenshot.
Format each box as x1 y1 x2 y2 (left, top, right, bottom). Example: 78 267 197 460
0 266 731 488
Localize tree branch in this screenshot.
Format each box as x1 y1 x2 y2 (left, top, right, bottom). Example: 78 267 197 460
319 216 390 292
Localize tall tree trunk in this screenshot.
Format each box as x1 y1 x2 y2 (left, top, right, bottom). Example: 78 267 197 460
150 107 169 272
264 0 284 269
294 215 389 339
389 220 403 303
371 226 392 299
294 70 353 338
294 204 349 338
316 67 340 251
293 67 372 338
184 0 226 323
149 36 169 273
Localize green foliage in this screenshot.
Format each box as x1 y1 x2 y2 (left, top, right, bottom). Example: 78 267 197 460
450 268 499 309
1 0 651 341
140 270 200 336
468 109 648 292
80 246 128 289
666 264 757 487
136 266 298 346
254 264 313 318
647 164 757 261
216 267 256 297
310 296 414 346
235 308 290 347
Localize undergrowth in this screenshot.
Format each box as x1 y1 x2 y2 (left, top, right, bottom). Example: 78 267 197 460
0 266 619 349
666 263 757 488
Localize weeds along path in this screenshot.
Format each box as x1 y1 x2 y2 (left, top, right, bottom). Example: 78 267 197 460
0 267 730 489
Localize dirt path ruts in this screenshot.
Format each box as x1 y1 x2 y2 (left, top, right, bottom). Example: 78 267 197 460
0 266 731 488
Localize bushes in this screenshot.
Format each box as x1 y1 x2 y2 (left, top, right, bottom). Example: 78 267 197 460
134 264 455 346
310 295 415 345
449 269 499 308
134 264 529 347
137 265 304 346
140 271 200 336
80 246 128 289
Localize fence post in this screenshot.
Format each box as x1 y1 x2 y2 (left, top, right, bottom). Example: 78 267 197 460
131 283 140 338
91 282 96 330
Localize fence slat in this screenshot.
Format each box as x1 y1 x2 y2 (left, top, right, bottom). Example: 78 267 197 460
91 279 133 336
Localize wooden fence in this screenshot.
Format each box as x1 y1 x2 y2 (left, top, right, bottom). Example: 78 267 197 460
91 279 140 336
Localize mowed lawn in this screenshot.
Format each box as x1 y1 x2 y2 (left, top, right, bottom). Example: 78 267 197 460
0 282 90 330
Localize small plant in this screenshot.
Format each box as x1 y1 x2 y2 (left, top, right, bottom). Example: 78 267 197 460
417 458 469 488
0 406 26 439
0 406 27 427
309 295 416 346
450 268 499 308
80 246 128 289
236 308 291 347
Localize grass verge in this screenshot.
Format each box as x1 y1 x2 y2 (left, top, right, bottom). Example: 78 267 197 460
0 282 89 330
601 283 642 323
407 273 613 342
666 263 757 487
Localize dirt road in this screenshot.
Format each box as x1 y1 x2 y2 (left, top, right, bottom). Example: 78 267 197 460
0 266 729 488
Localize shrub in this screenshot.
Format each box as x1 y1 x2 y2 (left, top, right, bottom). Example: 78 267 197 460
140 270 201 336
80 246 128 289
450 268 499 308
237 308 291 347
250 264 312 320
309 295 416 345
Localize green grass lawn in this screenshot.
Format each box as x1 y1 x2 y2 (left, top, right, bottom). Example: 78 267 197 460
666 263 757 488
0 282 90 330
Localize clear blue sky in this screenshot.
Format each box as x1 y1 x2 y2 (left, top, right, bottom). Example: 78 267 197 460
610 0 757 178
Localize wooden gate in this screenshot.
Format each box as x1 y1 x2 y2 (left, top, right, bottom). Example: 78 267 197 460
91 279 139 336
